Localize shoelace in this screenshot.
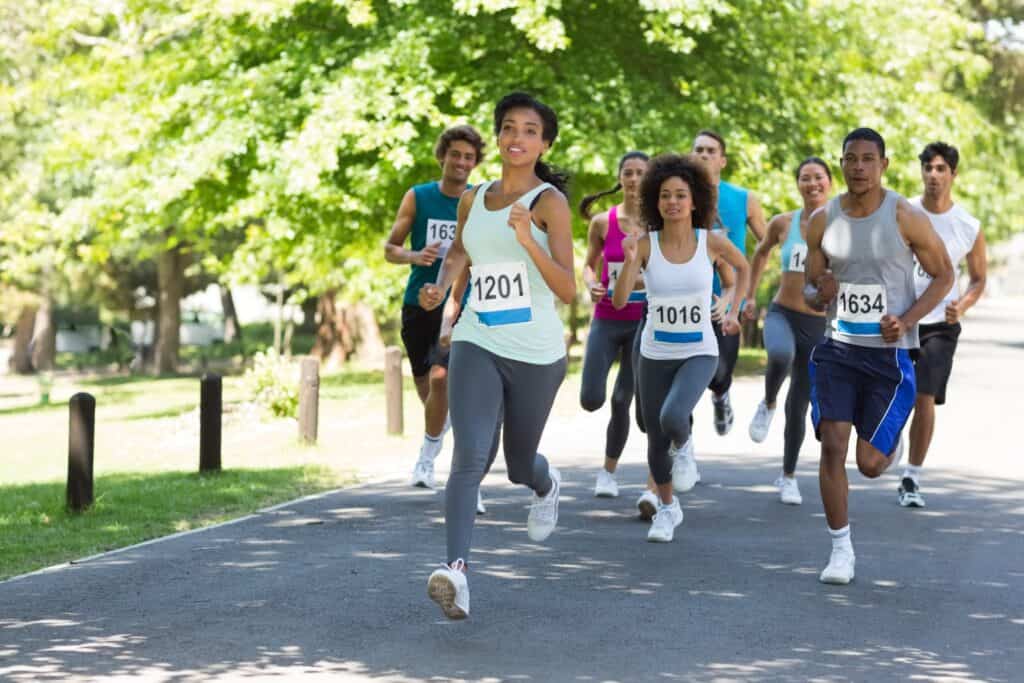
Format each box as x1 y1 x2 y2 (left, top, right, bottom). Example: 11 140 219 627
531 481 557 521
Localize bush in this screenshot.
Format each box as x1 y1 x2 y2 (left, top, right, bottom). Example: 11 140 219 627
243 349 299 418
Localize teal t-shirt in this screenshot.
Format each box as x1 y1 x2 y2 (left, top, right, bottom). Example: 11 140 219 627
402 182 466 306
712 180 749 296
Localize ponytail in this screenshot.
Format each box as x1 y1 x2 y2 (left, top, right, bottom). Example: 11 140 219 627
535 158 570 197
579 183 622 220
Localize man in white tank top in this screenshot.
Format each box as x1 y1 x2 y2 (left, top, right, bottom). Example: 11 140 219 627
899 142 987 509
804 128 954 585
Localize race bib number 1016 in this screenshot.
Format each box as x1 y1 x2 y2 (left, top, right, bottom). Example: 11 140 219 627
650 295 705 344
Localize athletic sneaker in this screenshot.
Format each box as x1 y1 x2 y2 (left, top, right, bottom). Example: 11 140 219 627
476 490 487 515
594 470 619 498
636 490 658 521
646 498 684 543
427 559 469 619
748 400 775 443
527 466 561 542
775 475 802 505
671 439 699 492
713 392 734 436
898 477 925 508
411 458 435 489
819 546 856 585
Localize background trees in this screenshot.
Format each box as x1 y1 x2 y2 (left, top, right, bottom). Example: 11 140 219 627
2 0 1021 369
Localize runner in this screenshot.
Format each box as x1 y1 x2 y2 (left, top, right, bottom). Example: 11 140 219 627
692 130 767 442
579 151 649 498
742 157 831 505
614 153 750 542
901 142 987 508
804 128 953 584
419 92 575 619
384 125 483 494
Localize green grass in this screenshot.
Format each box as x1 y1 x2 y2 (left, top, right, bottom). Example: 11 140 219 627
0 466 348 580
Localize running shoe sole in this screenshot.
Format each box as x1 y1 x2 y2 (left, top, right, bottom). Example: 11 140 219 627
427 574 467 620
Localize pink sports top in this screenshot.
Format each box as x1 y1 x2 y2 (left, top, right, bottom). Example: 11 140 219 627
594 205 645 321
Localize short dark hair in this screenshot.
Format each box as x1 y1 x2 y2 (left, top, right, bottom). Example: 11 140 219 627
434 125 485 164
919 141 959 172
842 127 885 157
694 129 726 155
795 156 832 181
639 153 718 232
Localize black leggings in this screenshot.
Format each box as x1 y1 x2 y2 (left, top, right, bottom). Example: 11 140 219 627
580 317 641 460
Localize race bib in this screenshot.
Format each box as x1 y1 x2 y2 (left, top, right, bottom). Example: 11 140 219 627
649 295 705 343
607 261 646 302
835 283 886 335
469 262 532 326
426 218 457 250
788 244 807 273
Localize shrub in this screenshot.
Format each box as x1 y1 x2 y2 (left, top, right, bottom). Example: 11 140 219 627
243 349 299 418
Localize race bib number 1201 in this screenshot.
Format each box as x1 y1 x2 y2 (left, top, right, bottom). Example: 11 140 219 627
649 295 705 343
835 283 885 335
469 262 533 327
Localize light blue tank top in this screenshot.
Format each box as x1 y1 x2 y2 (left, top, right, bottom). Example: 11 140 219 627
451 181 566 364
780 209 806 273
712 180 749 296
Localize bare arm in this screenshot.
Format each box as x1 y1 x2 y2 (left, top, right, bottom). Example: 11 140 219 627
708 230 751 335
384 190 441 267
612 234 649 310
743 213 788 319
894 199 954 333
803 208 835 310
746 192 767 242
582 213 609 303
418 188 476 310
509 190 577 304
948 231 987 323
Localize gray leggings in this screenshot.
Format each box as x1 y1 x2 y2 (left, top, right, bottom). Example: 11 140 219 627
763 303 827 474
580 317 641 460
637 354 718 485
446 341 566 564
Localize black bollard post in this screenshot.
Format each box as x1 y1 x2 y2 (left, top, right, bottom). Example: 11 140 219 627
199 373 222 472
67 393 95 512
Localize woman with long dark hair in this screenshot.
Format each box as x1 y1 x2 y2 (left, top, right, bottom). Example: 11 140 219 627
613 153 749 543
579 151 649 499
742 157 831 505
418 92 574 619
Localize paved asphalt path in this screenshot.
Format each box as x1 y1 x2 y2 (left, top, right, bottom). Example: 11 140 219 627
2 298 1023 682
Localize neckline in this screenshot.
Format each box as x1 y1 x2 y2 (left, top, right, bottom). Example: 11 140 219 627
838 190 890 221
655 230 701 266
481 180 547 213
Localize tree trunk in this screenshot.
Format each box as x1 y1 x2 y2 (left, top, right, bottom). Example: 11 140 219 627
10 305 38 374
310 290 348 369
155 244 184 374
219 285 242 344
273 282 284 354
30 297 57 371
350 302 385 364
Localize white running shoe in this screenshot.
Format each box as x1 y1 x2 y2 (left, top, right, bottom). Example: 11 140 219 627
527 466 561 542
671 440 699 492
636 490 658 521
898 477 925 508
427 559 469 619
476 490 487 515
411 458 435 489
713 392 734 435
819 546 856 585
646 498 684 543
748 400 776 443
776 475 802 505
594 470 619 498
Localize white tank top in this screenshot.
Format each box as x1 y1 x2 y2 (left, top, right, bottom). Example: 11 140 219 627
640 230 719 360
908 197 980 325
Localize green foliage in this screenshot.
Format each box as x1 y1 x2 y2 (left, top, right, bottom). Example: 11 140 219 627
243 348 299 418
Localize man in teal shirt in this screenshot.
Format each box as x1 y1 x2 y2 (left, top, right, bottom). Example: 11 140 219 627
385 125 483 490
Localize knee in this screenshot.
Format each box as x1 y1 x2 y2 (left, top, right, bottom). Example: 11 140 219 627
659 414 687 446
428 366 448 389
857 459 886 479
580 389 605 413
506 467 531 486
767 346 795 371
609 386 632 413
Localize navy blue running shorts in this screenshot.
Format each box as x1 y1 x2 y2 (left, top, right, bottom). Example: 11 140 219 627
809 338 916 456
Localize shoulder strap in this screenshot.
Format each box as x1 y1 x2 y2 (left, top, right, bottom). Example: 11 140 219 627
524 182 553 211
471 181 494 212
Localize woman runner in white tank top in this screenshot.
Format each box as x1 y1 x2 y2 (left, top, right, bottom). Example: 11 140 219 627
613 153 750 543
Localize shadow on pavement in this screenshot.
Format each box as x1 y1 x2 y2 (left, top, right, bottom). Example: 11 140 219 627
1 458 1022 682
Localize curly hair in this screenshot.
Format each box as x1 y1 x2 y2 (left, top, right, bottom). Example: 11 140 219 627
434 125 485 164
639 153 717 232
